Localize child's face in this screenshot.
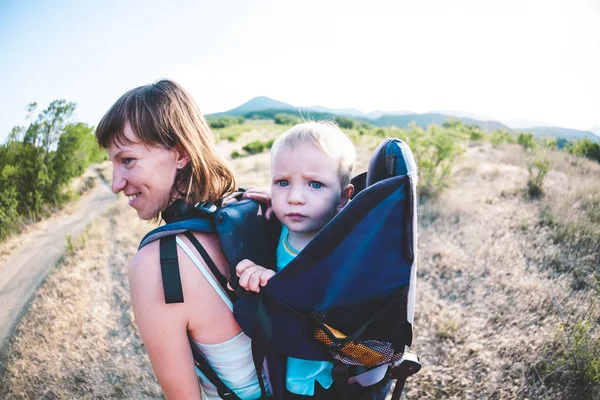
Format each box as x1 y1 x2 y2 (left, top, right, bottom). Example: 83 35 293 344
271 141 346 237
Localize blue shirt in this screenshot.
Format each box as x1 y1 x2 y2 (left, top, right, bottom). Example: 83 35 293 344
277 226 333 396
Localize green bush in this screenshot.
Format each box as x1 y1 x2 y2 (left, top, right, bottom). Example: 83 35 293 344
335 116 355 130
568 138 600 163
543 137 557 150
526 156 550 198
207 116 244 129
230 150 242 159
242 140 265 155
518 132 537 150
406 124 465 201
491 130 512 148
274 114 299 125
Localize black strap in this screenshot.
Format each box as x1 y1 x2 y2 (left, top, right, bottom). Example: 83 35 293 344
251 296 274 398
390 376 406 400
189 337 242 399
159 236 184 304
183 231 237 302
332 362 351 400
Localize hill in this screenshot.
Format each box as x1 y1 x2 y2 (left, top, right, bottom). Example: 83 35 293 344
210 96 295 116
210 97 600 142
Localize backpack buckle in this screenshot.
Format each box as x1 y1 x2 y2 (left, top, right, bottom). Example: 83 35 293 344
194 201 217 214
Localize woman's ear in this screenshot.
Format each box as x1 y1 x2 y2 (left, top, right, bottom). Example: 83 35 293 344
336 183 354 212
174 144 190 168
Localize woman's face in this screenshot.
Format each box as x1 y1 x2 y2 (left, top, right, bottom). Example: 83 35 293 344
107 122 187 220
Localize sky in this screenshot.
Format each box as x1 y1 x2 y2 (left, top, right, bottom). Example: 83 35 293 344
1 0 599 143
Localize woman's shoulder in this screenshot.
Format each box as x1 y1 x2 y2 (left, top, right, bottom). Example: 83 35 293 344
129 231 229 288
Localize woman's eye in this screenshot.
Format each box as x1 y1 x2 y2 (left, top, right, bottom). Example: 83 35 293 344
277 180 289 187
309 181 323 189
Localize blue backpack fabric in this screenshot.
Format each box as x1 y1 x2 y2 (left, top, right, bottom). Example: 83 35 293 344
234 138 419 400
138 138 420 400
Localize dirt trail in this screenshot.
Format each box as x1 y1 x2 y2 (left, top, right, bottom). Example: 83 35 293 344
0 175 117 356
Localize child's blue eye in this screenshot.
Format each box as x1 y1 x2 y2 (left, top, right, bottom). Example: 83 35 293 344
278 180 289 187
123 158 135 166
309 181 323 189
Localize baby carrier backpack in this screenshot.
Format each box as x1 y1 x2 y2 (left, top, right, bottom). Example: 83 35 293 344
138 138 421 399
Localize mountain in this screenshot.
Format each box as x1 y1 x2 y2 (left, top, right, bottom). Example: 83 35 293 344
501 118 553 129
210 97 599 142
371 113 510 132
302 106 366 119
210 96 295 116
366 110 414 120
302 106 414 120
431 110 496 121
589 126 600 137
524 127 599 142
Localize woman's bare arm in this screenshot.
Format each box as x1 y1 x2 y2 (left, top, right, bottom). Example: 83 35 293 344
128 243 202 400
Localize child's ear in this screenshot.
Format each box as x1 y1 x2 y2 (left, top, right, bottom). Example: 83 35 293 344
337 184 354 212
174 144 190 167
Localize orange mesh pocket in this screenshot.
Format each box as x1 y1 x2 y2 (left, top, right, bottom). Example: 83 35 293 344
314 323 401 367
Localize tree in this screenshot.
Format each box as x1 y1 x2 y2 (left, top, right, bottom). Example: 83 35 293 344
53 123 100 186
335 116 355 129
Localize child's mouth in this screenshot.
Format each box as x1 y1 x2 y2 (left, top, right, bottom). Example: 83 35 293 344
287 213 306 221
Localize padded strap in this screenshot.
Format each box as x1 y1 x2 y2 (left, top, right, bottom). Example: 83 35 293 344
159 236 184 304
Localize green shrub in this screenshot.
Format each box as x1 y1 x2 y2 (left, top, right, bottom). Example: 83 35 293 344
274 114 299 125
568 138 600 163
491 130 512 148
335 116 355 130
265 139 275 149
527 156 550 198
468 126 485 141
242 140 265 155
543 137 557 150
407 124 465 201
518 132 537 150
230 150 242 159
207 116 244 129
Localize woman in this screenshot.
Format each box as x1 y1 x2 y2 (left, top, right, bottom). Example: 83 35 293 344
95 80 267 399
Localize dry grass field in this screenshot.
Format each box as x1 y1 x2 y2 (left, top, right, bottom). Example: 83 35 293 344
0 127 598 399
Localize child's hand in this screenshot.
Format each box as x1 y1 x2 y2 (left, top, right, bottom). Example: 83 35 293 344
236 259 275 292
242 187 274 220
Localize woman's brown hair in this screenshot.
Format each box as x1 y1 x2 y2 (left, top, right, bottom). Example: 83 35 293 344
96 80 236 207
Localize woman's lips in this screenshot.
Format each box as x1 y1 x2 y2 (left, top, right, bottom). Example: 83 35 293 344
127 193 141 206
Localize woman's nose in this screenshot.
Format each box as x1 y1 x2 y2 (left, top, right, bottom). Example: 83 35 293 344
111 167 126 194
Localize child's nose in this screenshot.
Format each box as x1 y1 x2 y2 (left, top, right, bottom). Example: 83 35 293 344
287 186 305 204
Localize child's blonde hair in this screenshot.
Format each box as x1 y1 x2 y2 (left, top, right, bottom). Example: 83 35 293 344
270 121 356 188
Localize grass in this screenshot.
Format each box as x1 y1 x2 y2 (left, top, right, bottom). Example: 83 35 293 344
2 121 600 399
0 202 160 399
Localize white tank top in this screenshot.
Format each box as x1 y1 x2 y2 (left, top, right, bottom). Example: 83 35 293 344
176 237 268 400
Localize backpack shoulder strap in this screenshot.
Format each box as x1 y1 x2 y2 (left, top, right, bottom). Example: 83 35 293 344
183 231 236 302
159 235 185 304
188 337 243 400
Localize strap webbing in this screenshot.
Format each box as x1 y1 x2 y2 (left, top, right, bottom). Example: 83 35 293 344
251 296 274 398
183 231 237 302
188 338 242 399
159 236 184 304
390 377 407 400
